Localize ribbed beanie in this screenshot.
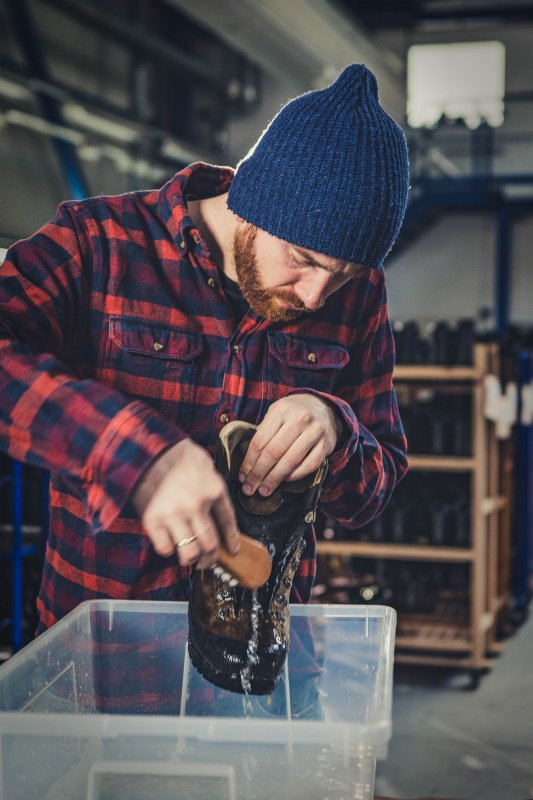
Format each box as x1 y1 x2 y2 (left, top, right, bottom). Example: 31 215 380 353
227 64 409 267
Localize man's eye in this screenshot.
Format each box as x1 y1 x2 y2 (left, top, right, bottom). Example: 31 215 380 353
291 250 320 269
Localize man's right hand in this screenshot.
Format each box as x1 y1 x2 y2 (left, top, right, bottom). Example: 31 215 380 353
131 439 241 568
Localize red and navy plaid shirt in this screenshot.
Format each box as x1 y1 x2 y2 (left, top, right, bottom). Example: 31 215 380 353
0 163 407 634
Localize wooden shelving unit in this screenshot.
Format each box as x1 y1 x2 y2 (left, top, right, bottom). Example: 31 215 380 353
408 455 476 471
394 365 478 381
317 343 508 679
317 541 475 562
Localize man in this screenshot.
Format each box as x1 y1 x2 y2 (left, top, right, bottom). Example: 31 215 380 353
0 64 409 634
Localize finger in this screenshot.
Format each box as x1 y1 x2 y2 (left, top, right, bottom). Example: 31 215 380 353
246 418 324 495
239 410 284 485
241 423 301 495
282 441 327 482
255 434 321 495
189 513 220 569
212 491 241 555
168 520 202 567
144 522 177 558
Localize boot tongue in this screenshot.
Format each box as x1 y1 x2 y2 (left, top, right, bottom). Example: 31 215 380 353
237 487 283 515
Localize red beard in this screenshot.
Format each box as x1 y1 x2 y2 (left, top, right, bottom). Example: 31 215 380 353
233 224 307 322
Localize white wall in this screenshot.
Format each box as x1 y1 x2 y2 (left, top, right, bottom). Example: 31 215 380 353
511 217 533 324
385 214 496 325
385 213 533 327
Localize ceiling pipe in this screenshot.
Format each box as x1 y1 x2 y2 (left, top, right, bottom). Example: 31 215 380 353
37 0 230 95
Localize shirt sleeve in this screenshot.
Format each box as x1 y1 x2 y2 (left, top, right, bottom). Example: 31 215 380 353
289 268 408 528
0 202 187 533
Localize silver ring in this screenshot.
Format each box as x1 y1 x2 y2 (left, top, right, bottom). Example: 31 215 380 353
176 535 198 549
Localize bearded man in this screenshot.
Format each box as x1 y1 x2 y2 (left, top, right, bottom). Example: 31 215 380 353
0 64 409 634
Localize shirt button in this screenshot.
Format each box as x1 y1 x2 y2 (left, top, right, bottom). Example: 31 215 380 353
153 341 164 351
307 352 317 363
219 413 230 424
179 239 186 250
231 345 240 355
207 277 217 288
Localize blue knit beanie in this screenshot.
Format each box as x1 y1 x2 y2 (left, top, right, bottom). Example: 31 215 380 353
227 64 409 267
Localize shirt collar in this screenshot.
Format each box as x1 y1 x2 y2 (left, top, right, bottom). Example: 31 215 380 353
158 161 234 251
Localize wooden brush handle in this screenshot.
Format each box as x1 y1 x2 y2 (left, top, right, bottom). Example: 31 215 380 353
216 533 272 589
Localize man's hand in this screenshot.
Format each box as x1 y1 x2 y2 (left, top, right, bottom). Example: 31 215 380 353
239 393 341 497
131 439 240 568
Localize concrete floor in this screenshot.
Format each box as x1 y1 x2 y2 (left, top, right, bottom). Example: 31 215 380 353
375 612 533 800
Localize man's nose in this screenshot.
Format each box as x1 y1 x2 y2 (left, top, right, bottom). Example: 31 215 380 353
294 271 331 310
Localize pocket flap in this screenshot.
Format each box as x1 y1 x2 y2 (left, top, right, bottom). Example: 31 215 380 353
109 316 203 360
268 333 349 369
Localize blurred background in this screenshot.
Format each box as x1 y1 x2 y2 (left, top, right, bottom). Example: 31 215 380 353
0 1 532 798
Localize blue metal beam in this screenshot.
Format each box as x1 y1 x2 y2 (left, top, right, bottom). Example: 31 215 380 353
495 206 512 334
11 460 23 653
414 174 533 192
515 351 533 611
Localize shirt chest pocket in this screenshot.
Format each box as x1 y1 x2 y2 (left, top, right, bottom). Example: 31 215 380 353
104 315 204 431
265 332 349 401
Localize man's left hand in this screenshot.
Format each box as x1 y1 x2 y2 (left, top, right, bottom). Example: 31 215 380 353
238 393 341 497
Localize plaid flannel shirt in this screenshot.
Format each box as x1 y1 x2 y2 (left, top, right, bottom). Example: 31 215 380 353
0 163 407 633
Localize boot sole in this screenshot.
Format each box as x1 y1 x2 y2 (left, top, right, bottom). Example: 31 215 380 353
187 611 285 696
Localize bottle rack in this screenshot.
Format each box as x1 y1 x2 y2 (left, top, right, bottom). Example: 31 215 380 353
317 343 509 679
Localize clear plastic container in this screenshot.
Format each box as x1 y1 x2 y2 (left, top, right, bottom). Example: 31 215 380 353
0 600 395 800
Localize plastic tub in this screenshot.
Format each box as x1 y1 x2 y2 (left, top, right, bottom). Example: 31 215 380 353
0 600 395 800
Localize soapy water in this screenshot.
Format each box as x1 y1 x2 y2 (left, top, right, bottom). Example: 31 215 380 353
240 590 261 712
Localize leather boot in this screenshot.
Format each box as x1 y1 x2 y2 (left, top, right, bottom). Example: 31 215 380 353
188 420 328 695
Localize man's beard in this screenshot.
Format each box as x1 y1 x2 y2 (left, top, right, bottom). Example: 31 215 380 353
233 223 308 322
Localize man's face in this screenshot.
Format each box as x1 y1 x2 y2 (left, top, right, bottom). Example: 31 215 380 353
233 222 365 322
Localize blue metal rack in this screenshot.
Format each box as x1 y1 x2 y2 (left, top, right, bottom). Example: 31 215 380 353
0 460 49 653
515 350 533 612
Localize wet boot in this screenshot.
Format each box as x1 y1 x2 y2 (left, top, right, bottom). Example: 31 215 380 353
188 420 328 695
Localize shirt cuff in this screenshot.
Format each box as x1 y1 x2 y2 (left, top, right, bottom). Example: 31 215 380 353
83 399 187 533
